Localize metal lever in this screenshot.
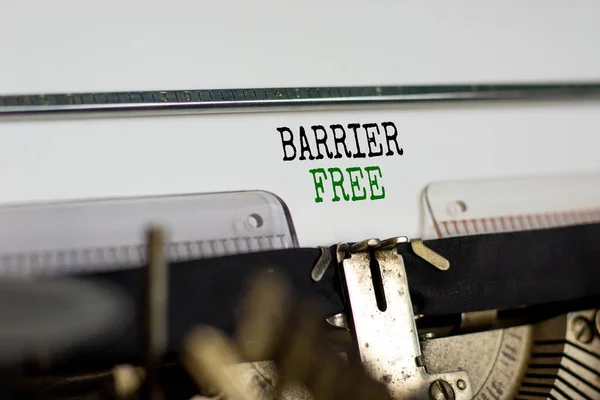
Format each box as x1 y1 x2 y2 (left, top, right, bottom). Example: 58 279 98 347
340 238 473 400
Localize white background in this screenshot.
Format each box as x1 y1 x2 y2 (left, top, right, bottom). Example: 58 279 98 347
2 1 600 92
1 2 599 246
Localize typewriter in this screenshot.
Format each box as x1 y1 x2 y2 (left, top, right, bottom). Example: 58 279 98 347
2 5 600 397
0 97 599 399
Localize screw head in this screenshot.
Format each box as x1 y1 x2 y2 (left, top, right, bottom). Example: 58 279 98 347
572 316 594 344
457 379 467 390
429 380 455 400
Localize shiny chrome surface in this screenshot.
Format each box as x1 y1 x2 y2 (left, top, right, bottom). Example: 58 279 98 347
1 83 600 119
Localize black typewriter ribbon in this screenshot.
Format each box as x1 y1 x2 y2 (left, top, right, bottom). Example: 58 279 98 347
53 222 600 371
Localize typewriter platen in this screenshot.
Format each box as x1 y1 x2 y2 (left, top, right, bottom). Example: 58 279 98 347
1 85 600 400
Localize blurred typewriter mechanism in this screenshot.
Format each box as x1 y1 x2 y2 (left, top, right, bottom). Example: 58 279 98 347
1 84 600 400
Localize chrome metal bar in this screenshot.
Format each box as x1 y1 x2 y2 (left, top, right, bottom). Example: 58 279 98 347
341 241 473 399
1 83 600 119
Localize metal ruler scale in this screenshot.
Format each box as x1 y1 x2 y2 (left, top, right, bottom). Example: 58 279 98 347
2 83 600 117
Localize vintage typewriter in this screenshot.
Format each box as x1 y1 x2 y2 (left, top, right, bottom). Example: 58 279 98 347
0 82 599 400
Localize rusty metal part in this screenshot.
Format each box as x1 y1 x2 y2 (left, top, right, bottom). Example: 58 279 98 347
340 239 472 399
183 326 257 400
310 247 332 282
349 238 381 254
18 235 595 400
239 275 390 400
459 310 498 334
335 242 349 264
422 326 532 399
571 315 595 344
429 379 455 400
410 239 450 271
182 269 390 400
379 236 409 249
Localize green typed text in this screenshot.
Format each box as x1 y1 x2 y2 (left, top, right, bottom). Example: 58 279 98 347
309 166 385 203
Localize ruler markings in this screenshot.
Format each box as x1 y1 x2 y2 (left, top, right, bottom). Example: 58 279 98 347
437 208 600 238
450 220 458 236
442 221 450 236
548 213 558 227
481 218 489 233
459 220 468 235
4 83 594 117
516 215 526 230
488 217 497 232
470 219 478 234
0 233 288 277
476 219 484 233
